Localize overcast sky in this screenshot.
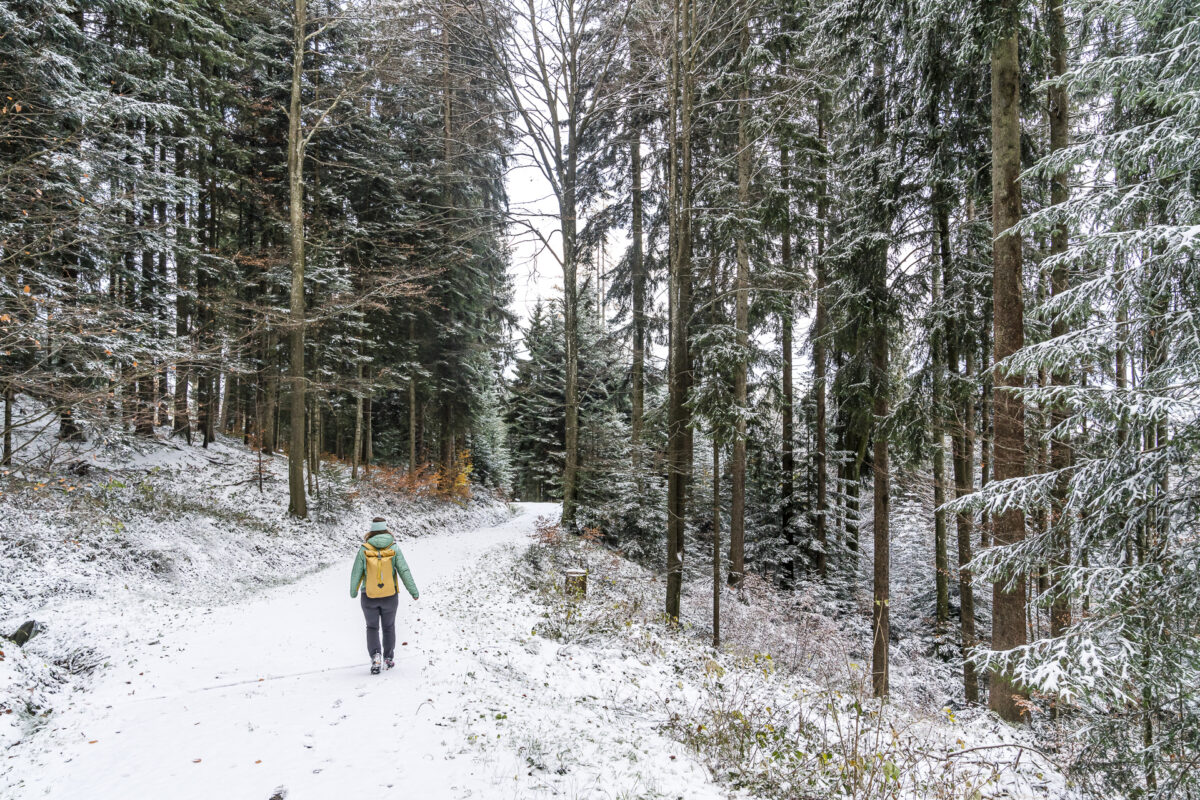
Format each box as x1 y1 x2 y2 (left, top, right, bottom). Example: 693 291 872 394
505 161 563 329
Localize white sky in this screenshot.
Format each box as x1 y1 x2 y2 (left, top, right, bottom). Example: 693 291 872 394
505 161 564 328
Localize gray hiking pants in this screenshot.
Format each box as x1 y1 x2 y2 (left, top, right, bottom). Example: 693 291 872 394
361 593 399 659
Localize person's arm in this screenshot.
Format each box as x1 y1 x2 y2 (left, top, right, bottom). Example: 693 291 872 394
350 547 366 598
392 548 419 599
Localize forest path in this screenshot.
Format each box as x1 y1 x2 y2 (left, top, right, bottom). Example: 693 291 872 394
4 501 723 800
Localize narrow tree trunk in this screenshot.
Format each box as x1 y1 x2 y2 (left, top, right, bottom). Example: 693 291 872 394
286 0 308 518
989 7 1028 721
440 402 455 492
780 139 795 585
712 438 721 647
728 13 750 589
813 95 829 578
220 372 234 434
172 138 191 443
197 372 212 448
630 71 646 469
364 396 373 473
869 50 889 700
710 222 723 645
263 330 278 454
2 386 12 466
135 122 157 439
871 319 890 699
932 234 949 632
352 360 363 480
846 465 860 556
951 340 979 703
980 345 992 547
1047 0 1071 645
665 0 694 620
561 193 579 527
408 318 418 472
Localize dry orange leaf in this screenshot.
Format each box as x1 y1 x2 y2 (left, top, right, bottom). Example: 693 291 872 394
193 758 202 763
88 740 98 744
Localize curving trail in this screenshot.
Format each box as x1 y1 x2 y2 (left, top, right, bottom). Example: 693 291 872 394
3 503 726 800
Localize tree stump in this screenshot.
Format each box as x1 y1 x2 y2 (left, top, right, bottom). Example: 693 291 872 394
564 569 587 598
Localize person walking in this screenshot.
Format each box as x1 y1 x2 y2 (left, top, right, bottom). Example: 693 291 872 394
350 517 419 674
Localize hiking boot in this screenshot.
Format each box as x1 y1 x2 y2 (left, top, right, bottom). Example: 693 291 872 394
371 653 382 675
384 657 394 670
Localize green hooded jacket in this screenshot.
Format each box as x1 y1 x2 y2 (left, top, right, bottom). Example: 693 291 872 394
350 532 419 599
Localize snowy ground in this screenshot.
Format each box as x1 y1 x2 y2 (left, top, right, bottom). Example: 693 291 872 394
2 504 730 800
1 413 1079 799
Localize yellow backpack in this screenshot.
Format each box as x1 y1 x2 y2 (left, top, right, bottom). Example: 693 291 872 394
363 543 398 598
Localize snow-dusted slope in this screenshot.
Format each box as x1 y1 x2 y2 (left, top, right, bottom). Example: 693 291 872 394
2 504 729 800
0 430 510 756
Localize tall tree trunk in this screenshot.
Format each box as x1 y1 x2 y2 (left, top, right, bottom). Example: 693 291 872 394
1047 0 1071 645
780 139 795 585
712 439 721 647
813 95 829 578
440 402 455 492
989 5 1028 721
286 0 308 518
263 330 278 454
710 226 723 646
932 238 949 632
266 332 280 454
561 186 580 528
173 138 191 443
729 13 750 589
220 372 234 434
630 56 646 470
976 189 991 553
927 58 951 633
936 177 975 699
364 396 372 472
352 360 363 480
665 0 694 620
286 0 309 520
951 338 979 703
136 125 157 438
408 318 418 472
871 320 890 699
869 50 890 700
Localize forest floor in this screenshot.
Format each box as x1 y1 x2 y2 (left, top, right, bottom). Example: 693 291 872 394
4 501 735 799
1 419 1081 799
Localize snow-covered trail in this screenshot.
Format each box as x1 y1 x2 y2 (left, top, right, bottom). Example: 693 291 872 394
4 503 727 800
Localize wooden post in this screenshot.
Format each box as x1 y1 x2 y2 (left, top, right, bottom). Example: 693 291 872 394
564 569 587 597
